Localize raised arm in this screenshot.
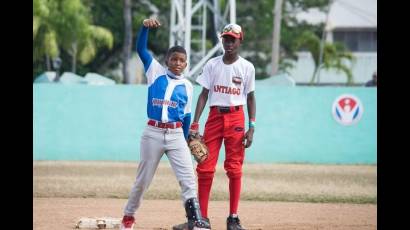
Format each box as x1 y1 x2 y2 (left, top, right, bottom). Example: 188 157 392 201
136 19 161 70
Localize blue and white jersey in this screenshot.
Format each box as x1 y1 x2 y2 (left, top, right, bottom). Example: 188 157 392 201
137 26 192 138
145 60 193 123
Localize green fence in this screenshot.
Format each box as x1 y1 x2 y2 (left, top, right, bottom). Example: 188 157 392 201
33 84 376 164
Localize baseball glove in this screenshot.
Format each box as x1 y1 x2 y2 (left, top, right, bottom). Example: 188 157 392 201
188 133 209 163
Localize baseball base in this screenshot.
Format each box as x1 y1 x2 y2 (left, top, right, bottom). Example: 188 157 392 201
75 217 121 229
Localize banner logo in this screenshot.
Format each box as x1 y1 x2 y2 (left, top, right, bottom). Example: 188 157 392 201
332 94 364 125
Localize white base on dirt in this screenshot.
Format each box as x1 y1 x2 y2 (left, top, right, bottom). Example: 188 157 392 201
75 217 121 229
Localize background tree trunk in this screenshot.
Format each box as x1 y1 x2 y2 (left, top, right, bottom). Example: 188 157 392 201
122 0 132 84
45 55 51 71
271 0 283 76
71 42 78 73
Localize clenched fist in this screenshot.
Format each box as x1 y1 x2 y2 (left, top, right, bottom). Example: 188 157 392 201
143 18 161 29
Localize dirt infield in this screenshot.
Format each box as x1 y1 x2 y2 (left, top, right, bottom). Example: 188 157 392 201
33 162 376 204
33 198 376 230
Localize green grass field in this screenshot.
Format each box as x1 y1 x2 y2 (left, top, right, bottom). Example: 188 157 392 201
33 161 376 204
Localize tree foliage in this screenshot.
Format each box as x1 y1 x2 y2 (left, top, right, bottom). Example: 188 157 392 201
236 0 330 79
296 31 354 85
33 0 59 64
33 0 113 78
33 0 353 84
76 0 170 80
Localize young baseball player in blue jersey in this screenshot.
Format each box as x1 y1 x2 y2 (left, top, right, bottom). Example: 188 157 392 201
120 18 210 230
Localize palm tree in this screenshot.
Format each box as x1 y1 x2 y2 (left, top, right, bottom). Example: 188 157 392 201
34 0 114 74
72 25 114 73
54 0 114 73
33 0 59 70
297 31 354 85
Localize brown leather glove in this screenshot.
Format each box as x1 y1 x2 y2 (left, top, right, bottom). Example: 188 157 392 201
188 133 208 163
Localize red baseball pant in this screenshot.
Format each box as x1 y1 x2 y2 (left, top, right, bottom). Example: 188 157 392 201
196 106 245 218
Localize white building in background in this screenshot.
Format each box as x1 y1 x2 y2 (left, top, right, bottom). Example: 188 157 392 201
291 0 377 85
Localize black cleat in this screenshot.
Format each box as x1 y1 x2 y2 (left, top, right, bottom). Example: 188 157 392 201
184 198 211 230
188 217 211 229
227 215 245 230
194 217 211 229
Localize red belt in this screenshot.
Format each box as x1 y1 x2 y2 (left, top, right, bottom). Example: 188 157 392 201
211 105 242 113
147 119 183 129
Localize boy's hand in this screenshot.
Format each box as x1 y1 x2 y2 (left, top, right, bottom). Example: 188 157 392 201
143 18 161 29
243 127 254 148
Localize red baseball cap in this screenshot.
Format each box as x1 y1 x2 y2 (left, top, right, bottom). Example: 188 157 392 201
221 23 244 40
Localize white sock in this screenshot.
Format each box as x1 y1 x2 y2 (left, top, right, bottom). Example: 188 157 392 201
230 214 238 218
